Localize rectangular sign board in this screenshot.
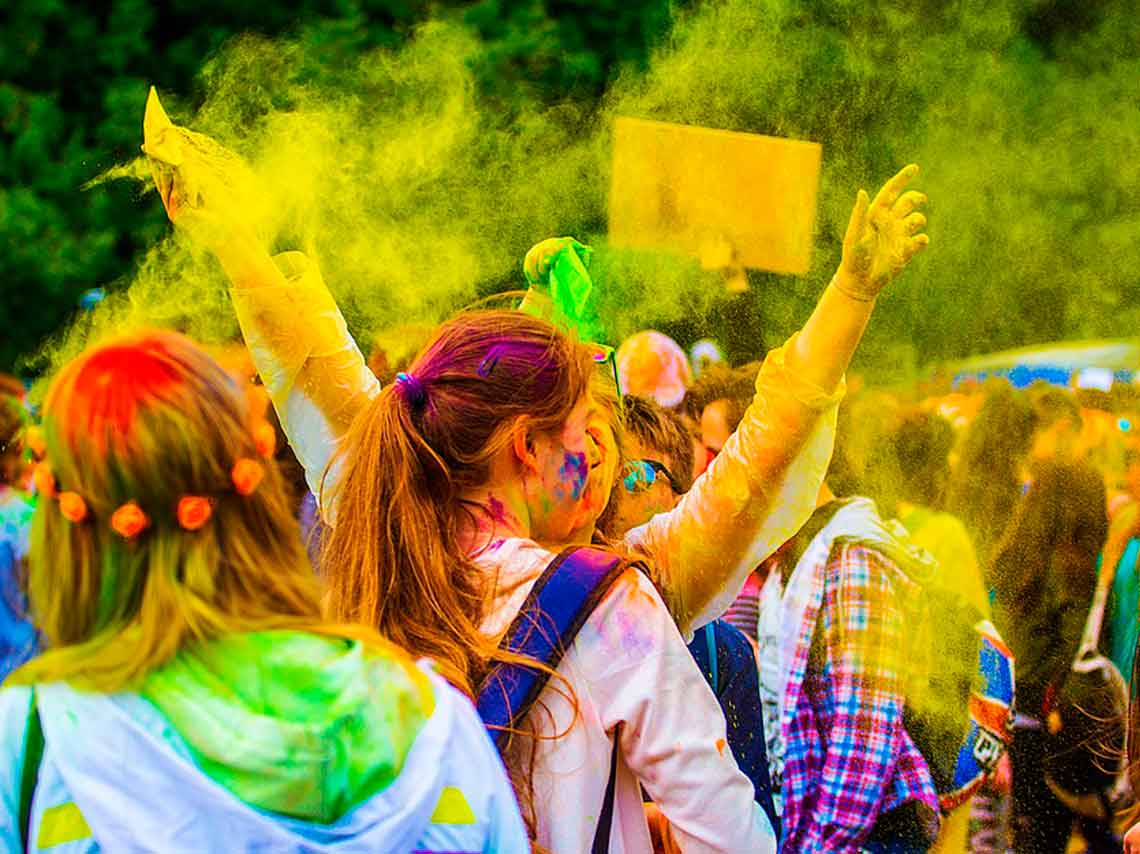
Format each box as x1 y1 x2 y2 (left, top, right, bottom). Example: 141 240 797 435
608 117 822 276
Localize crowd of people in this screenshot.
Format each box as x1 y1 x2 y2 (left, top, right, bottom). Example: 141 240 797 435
0 122 1138 854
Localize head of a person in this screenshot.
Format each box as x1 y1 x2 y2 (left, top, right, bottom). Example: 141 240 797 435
601 395 693 537
825 390 903 507
616 330 691 410
992 460 1107 603
891 409 956 510
13 330 322 692
684 363 759 462
1029 386 1083 463
324 310 621 692
945 381 1037 561
0 393 26 488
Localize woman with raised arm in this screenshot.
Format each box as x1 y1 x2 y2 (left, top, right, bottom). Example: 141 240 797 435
0 331 526 853
151 103 929 850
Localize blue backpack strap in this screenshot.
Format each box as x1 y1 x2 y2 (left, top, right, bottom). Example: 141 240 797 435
476 546 629 750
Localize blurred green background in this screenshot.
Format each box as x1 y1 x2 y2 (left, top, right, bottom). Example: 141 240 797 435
2 0 1138 380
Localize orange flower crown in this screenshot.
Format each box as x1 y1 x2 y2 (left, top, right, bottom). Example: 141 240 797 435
33 420 276 539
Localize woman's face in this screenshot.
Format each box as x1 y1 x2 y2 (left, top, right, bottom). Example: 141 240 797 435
527 393 620 544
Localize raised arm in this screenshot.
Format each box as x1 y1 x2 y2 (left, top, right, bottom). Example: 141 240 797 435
145 101 379 515
789 164 929 392
628 165 930 634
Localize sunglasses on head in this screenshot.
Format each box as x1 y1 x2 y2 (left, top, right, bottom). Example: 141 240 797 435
622 459 684 495
588 342 624 413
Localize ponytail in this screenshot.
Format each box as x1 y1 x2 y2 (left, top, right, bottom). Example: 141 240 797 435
322 382 493 694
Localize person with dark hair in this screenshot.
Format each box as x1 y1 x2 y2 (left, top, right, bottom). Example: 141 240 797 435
603 394 781 837
991 461 1115 852
892 409 989 618
754 391 1015 854
946 382 1038 573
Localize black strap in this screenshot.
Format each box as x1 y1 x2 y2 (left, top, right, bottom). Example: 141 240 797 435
592 731 620 854
19 690 42 853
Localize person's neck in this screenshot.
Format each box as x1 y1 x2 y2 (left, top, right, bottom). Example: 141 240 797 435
456 483 532 554
547 522 597 549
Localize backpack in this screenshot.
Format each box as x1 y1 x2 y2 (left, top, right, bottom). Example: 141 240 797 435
475 546 631 854
781 500 1015 813
1043 560 1130 819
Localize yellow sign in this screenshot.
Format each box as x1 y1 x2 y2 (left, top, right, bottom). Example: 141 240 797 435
608 117 822 276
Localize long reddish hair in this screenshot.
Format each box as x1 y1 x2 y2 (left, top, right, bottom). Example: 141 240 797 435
322 309 597 695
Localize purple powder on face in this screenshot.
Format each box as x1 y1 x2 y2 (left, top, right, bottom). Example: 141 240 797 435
558 451 589 500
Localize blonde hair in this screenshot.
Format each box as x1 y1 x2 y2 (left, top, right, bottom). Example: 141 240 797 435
9 330 332 692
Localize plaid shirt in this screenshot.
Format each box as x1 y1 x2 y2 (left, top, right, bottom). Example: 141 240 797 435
781 543 940 853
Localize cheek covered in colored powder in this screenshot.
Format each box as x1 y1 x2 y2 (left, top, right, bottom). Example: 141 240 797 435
556 450 589 501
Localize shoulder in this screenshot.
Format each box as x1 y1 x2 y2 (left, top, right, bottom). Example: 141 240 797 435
822 543 906 626
573 565 689 676
825 541 901 587
0 686 32 735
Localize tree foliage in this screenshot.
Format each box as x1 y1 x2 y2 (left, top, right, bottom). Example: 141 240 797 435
2 0 1138 381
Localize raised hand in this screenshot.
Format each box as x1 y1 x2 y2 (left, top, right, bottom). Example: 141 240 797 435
523 237 589 286
835 164 930 301
141 87 261 251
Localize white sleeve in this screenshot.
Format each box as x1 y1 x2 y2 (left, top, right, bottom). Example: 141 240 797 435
581 569 776 853
228 251 381 521
463 703 530 852
626 334 842 636
0 687 33 851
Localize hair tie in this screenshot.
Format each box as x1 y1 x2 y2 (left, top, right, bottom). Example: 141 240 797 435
231 458 265 496
395 372 428 410
111 501 150 539
177 496 214 531
58 492 89 524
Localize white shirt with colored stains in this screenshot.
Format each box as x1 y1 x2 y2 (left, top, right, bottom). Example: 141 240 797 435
228 251 843 851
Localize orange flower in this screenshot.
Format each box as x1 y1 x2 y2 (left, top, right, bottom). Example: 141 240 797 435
32 462 56 498
25 426 47 460
231 458 265 496
253 421 276 459
177 496 214 531
111 502 150 539
58 492 88 523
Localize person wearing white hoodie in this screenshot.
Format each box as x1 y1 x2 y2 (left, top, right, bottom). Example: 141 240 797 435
0 330 526 853
152 109 930 850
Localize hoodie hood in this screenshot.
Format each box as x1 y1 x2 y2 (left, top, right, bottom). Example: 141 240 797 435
35 632 460 852
139 631 433 822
